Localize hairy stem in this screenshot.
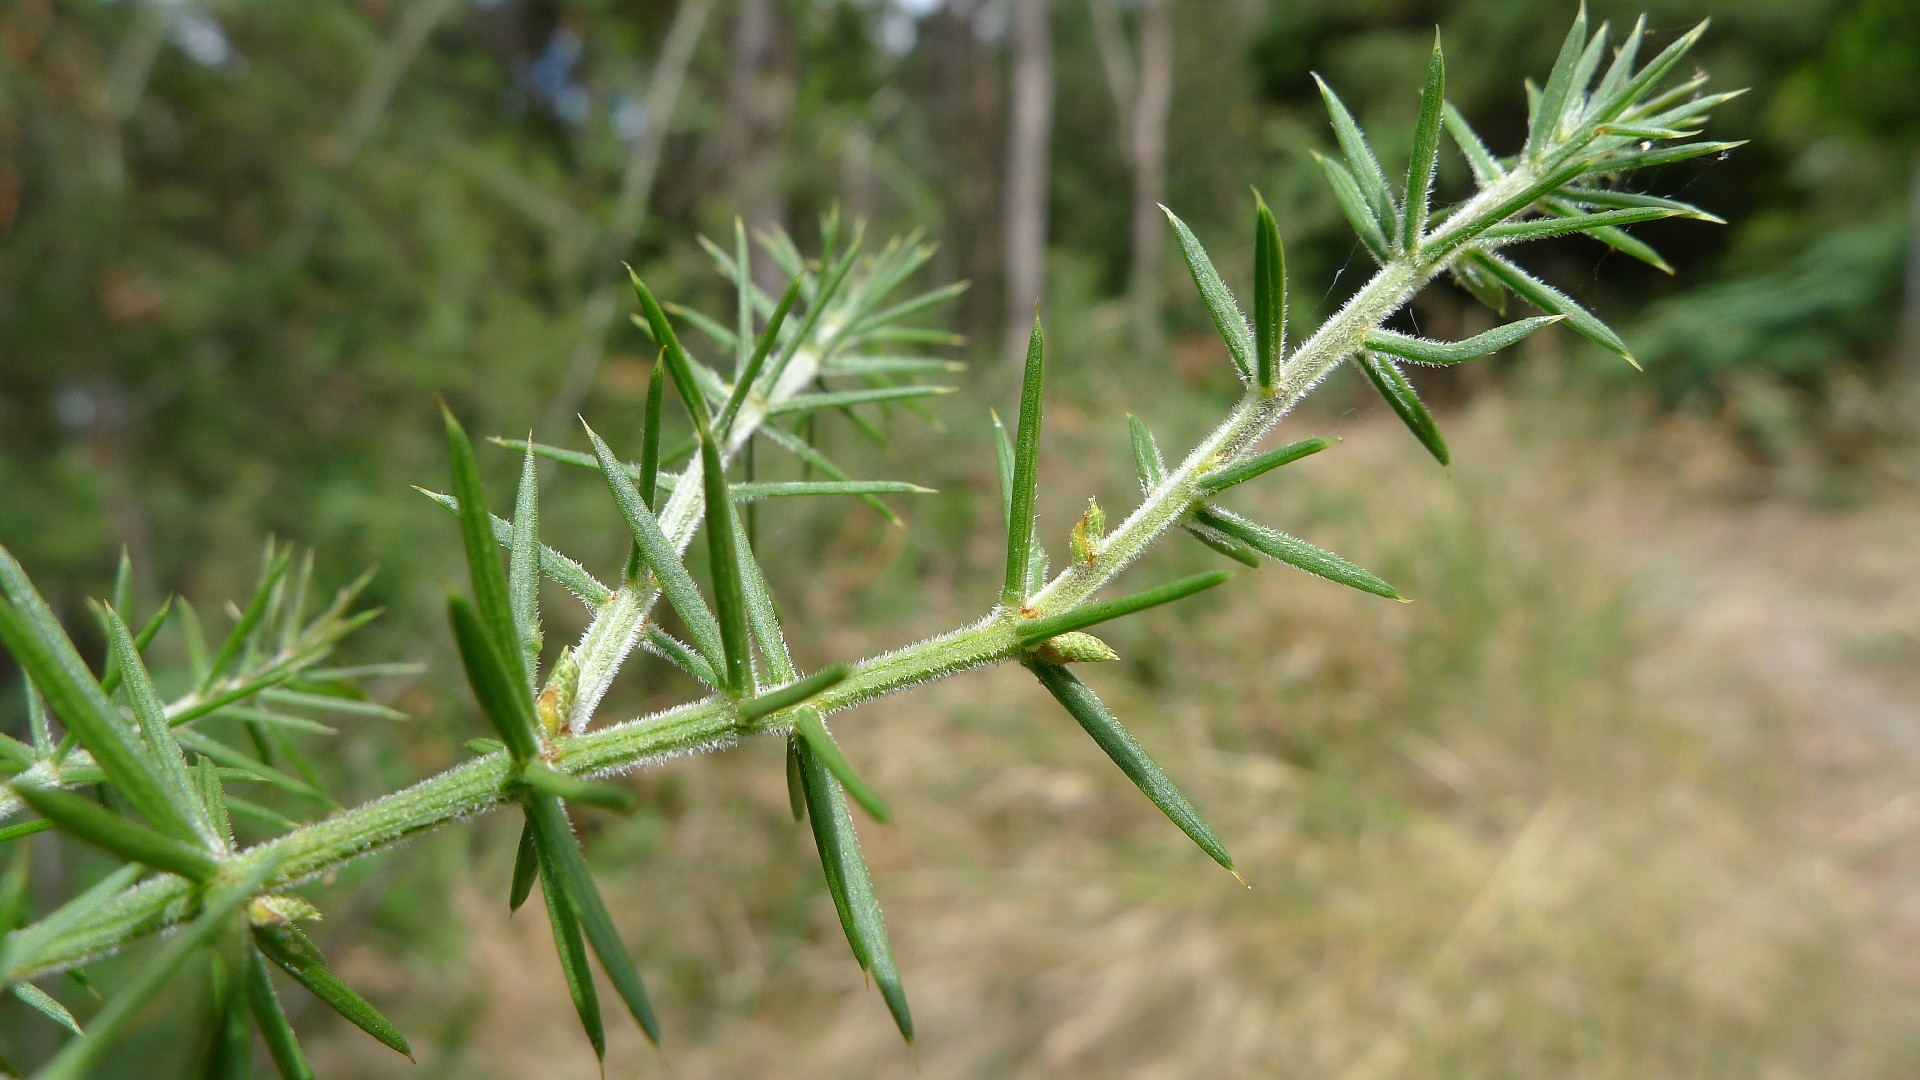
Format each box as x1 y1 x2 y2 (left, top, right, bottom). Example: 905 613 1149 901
4 151 1559 985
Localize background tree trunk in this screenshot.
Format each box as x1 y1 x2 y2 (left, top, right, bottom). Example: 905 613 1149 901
1002 0 1055 364
1126 0 1172 358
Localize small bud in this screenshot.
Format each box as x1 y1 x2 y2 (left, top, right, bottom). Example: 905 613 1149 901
537 646 579 737
247 893 322 928
1069 498 1105 565
1032 631 1119 665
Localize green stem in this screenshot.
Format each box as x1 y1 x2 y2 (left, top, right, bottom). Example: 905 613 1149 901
3 152 1564 987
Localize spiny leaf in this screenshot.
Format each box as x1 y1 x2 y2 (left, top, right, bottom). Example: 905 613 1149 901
641 627 721 691
509 436 542 688
255 924 412 1060
508 820 538 913
794 737 912 1043
1362 316 1562 367
417 486 611 607
1028 661 1237 878
1003 316 1046 608
717 274 803 436
0 818 55 845
16 786 221 882
734 218 753 373
522 761 636 813
584 422 726 672
195 757 233 851
1355 352 1450 465
1599 139 1744 173
1312 152 1393 262
176 728 336 809
1559 186 1723 224
756 423 902 527
1194 437 1335 496
739 665 850 723
244 943 317 1080
767 384 954 417
1252 192 1287 389
13 983 82 1036
1312 75 1397 237
1163 207 1254 379
1481 207 1684 246
0 551 195 839
991 410 1016 524
448 593 541 762
847 279 971 337
1404 34 1446 250
1015 571 1234 648
524 793 661 1043
792 707 890 822
821 355 966 377
734 480 934 501
627 266 713 430
37 855 280 1080
443 406 523 687
1527 3 1589 156
1472 251 1633 363
699 432 755 698
640 357 666 511
1127 414 1166 491
1196 505 1403 600
1591 19 1710 127
785 737 807 822
536 838 605 1062
202 550 289 693
1182 521 1265 567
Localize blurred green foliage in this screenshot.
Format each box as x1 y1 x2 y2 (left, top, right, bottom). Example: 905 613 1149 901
1 0 1913 633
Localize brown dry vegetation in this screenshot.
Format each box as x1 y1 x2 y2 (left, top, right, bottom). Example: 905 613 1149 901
306 365 1920 1079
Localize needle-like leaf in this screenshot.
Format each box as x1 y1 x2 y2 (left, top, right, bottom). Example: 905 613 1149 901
254 924 413 1060
1195 506 1403 600
1194 437 1335 496
584 423 726 671
245 941 317 1080
522 761 636 813
509 437 541 688
448 593 541 762
1163 207 1254 379
739 665 850 722
1527 3 1588 157
756 424 903 526
795 737 912 1043
1312 152 1393 261
1355 352 1450 465
13 983 82 1036
768 384 954 417
791 707 890 823
508 820 538 913
699 432 755 698
628 267 714 431
1252 192 1287 389
1312 75 1397 237
1404 34 1446 250
1028 662 1237 878
16 787 220 882
418 488 611 607
1362 316 1562 367
536 838 605 1062
444 406 523 686
1480 206 1683 245
1590 19 1709 127
202 550 289 693
1127 414 1167 491
523 792 661 1044
1442 101 1505 184
1472 251 1633 363
1016 571 1233 648
176 729 336 809
1003 316 1046 608
717 274 803 437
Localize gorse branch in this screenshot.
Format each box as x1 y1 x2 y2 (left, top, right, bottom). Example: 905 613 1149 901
0 14 1737 1073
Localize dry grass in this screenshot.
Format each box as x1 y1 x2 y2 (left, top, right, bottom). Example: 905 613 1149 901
309 371 1920 1079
